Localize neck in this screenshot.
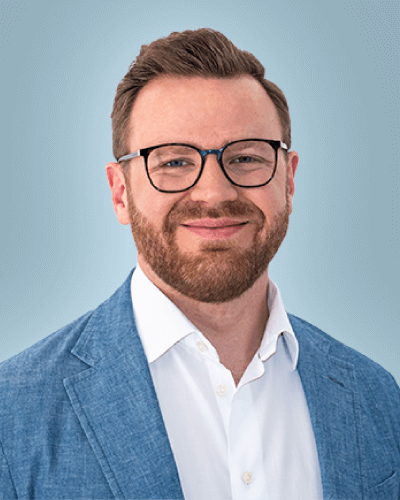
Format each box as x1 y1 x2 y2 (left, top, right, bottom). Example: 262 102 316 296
138 256 270 384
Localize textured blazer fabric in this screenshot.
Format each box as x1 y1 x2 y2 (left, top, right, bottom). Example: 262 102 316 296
0 271 399 499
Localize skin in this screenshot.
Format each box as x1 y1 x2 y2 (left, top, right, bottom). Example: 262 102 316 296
106 75 299 384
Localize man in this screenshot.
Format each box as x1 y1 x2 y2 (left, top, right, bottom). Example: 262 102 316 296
0 28 399 500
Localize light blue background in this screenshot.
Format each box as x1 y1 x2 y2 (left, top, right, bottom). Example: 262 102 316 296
1 0 399 382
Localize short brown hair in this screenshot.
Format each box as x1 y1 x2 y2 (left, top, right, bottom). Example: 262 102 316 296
111 28 291 162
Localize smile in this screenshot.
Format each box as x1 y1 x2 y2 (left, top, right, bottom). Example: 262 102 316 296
182 219 248 239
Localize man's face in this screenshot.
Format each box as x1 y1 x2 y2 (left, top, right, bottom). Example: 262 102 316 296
107 76 298 303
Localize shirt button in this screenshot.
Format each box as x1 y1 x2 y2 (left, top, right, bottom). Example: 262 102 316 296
242 471 253 484
196 340 207 352
216 384 228 396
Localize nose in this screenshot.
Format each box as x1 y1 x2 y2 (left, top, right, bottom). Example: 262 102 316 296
188 153 239 204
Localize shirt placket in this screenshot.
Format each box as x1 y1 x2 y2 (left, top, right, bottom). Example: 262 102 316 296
229 357 268 500
207 352 268 499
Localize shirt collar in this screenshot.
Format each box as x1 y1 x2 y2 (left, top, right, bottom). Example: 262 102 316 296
130 264 299 369
260 279 299 369
130 264 197 363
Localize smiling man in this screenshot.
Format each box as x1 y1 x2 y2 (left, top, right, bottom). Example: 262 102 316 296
0 29 399 500
107 74 296 387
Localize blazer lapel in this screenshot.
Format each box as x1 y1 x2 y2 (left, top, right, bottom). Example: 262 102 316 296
64 272 184 500
290 315 363 500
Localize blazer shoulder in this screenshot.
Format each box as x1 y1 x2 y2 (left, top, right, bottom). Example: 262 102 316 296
0 309 101 454
0 309 94 386
0 272 135 398
289 313 400 409
290 313 390 370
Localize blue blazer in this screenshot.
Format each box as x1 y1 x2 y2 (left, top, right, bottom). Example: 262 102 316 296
0 271 399 499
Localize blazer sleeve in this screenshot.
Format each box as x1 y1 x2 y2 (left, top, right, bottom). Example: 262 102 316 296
389 373 400 441
0 439 17 499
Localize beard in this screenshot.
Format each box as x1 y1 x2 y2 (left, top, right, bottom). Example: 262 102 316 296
126 183 290 304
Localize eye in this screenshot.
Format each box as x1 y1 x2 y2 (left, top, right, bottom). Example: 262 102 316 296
153 157 198 175
232 155 257 163
165 158 190 168
228 155 266 166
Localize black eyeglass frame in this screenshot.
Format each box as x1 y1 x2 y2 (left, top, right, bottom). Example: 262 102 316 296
117 138 288 193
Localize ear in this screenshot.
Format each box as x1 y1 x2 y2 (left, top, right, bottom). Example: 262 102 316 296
106 162 131 225
287 151 299 215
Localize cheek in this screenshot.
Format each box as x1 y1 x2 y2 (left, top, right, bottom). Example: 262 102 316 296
250 189 282 217
130 182 185 230
262 171 289 208
138 199 166 228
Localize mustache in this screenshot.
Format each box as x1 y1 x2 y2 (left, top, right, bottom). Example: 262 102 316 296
163 200 266 234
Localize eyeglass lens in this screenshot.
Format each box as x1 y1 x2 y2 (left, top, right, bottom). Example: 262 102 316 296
147 140 277 192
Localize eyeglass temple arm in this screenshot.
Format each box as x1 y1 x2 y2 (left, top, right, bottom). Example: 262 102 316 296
117 151 141 163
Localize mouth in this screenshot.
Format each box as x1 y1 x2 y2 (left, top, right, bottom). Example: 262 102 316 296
181 219 248 239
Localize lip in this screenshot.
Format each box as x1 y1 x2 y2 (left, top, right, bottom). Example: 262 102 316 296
183 218 247 228
182 219 248 239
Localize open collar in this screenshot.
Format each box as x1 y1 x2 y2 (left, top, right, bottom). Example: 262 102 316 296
131 264 299 369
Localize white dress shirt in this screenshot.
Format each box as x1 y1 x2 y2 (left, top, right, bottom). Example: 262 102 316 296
131 265 323 500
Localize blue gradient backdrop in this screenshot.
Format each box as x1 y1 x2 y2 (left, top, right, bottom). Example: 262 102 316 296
1 1 399 382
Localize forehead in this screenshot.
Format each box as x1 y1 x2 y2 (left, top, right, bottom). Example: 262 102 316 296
128 75 282 149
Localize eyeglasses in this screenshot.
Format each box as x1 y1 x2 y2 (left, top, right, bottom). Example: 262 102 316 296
117 138 288 193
